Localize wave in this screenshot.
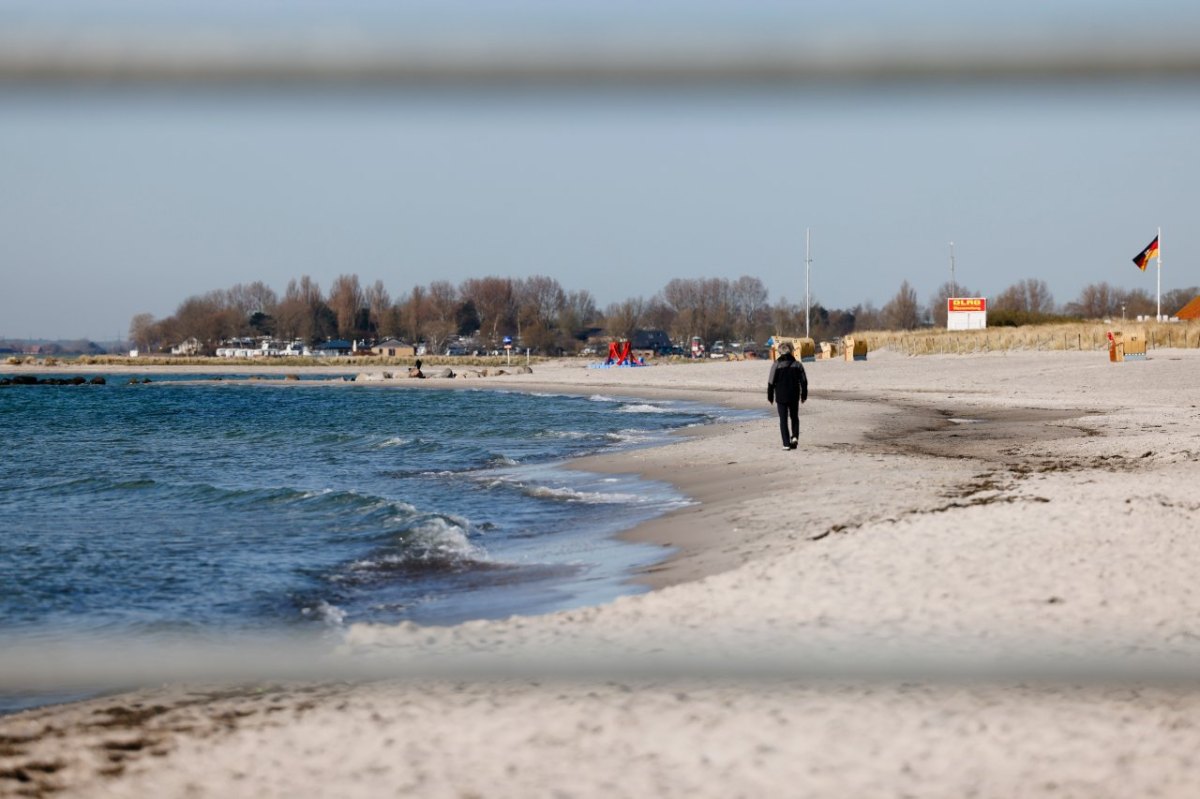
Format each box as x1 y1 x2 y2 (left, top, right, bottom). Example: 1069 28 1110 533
604 429 658 445
533 430 590 439
330 513 488 584
372 436 412 449
34 476 421 529
521 484 643 504
488 454 520 467
299 600 347 627
617 403 673 414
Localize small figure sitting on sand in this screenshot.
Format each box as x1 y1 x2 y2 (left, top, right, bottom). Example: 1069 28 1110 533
767 341 808 450
408 359 425 379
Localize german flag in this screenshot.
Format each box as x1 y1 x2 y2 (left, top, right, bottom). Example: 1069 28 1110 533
1133 236 1159 271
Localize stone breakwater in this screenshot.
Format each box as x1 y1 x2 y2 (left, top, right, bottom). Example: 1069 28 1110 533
0 375 106 386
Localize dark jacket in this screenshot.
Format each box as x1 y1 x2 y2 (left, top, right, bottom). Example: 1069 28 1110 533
767 354 808 405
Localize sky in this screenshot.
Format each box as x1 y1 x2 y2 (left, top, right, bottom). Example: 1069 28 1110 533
2 2 1200 341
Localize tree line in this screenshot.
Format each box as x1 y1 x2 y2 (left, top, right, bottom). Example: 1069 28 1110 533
128 274 1200 354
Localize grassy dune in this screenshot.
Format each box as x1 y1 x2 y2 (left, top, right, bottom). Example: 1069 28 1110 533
859 321 1200 355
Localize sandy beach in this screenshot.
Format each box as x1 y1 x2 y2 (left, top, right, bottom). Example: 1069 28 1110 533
4 349 1200 797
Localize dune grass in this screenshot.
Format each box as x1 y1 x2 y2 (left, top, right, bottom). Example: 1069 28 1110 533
858 321 1200 355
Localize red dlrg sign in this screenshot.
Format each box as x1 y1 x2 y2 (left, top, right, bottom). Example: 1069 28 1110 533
948 297 987 313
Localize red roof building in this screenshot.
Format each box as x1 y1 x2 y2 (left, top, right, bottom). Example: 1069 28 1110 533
1175 296 1200 320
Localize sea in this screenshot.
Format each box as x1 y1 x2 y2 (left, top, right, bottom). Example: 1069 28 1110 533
0 374 753 710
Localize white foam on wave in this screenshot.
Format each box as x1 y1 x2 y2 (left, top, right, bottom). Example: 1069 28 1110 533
405 515 485 561
342 515 485 578
535 430 589 439
604 429 656 445
588 394 617 403
522 484 643 504
301 600 346 627
373 436 412 449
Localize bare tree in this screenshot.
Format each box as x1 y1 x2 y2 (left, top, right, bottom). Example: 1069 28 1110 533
559 289 599 342
170 292 233 350
640 295 677 335
770 297 803 336
992 278 1055 315
1064 282 1119 319
364 279 391 336
423 280 461 351
1164 286 1200 317
1116 288 1156 318
882 280 922 330
516 276 566 337
730 276 769 341
928 280 976 327
225 281 278 318
460 277 515 345
276 276 333 343
128 313 158 352
327 274 365 340
604 297 645 342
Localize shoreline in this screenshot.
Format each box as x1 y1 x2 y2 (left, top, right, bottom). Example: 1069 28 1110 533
7 351 1200 796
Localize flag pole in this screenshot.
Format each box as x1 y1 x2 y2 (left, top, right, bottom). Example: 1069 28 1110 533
805 227 811 339
1157 225 1162 321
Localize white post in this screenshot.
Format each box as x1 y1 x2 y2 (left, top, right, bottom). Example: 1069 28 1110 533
805 227 811 339
1157 225 1163 321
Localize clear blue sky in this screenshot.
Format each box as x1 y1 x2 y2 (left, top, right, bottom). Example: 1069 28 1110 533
2 1 1199 340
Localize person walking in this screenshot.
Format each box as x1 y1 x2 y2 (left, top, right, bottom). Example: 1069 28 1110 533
767 341 808 450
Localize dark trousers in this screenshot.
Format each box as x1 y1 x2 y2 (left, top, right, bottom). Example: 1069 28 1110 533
776 400 800 446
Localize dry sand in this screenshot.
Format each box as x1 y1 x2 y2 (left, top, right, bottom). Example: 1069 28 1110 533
4 350 1200 797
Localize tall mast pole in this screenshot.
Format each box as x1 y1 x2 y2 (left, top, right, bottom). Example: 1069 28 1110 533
1157 225 1162 321
949 241 957 297
805 227 811 339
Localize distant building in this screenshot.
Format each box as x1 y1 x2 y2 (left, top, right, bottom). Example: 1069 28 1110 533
372 338 413 357
215 338 307 358
170 338 204 356
313 339 353 357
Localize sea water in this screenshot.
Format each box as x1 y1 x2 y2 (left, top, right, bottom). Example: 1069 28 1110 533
0 376 751 649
